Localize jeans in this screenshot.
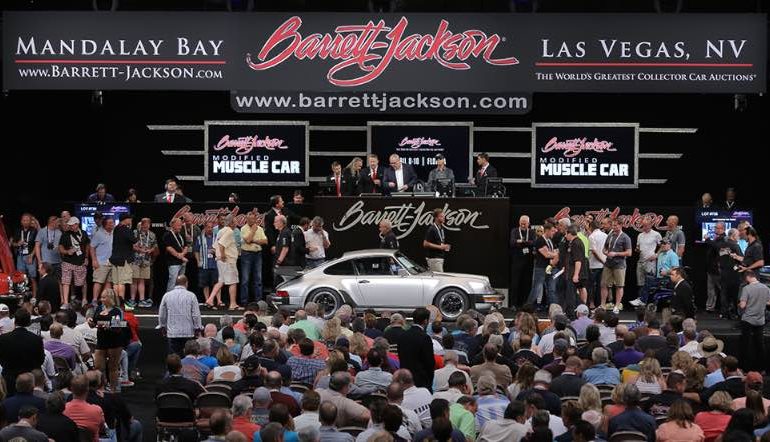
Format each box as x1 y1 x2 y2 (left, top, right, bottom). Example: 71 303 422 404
306 258 326 269
120 350 129 382
167 264 185 292
528 266 557 306
126 341 142 374
239 251 263 304
740 321 765 372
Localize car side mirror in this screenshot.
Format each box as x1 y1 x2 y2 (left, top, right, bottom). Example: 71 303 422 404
397 268 409 277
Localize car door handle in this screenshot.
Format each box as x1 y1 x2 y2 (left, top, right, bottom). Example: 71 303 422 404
359 280 370 284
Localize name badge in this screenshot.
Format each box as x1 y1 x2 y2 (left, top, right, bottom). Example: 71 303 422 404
22 248 29 255
522 248 530 255
75 250 83 257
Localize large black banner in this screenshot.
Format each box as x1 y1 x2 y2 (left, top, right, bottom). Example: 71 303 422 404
204 121 309 186
532 123 638 188
4 12 766 97
368 122 472 183
314 196 510 287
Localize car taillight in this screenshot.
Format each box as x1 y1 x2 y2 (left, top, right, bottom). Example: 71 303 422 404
276 290 289 298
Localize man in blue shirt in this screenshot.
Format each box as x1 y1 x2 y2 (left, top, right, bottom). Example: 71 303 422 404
582 348 620 386
632 239 680 306
608 384 656 441
194 222 219 306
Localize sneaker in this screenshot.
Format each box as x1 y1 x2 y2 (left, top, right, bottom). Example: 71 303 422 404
124 300 135 309
629 298 644 307
120 380 135 388
138 299 153 308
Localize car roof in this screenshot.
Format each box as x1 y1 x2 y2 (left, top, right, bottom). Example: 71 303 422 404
340 249 398 258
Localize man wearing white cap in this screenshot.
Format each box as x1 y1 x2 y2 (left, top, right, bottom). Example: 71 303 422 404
571 304 593 339
59 217 90 306
0 304 13 334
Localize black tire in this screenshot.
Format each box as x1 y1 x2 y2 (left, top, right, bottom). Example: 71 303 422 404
306 288 343 319
434 288 470 321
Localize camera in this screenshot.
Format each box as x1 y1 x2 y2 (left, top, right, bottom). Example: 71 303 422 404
47 242 54 250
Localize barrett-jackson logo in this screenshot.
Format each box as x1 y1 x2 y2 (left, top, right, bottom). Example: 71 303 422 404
246 16 519 87
399 137 441 148
170 205 262 228
553 206 668 233
214 135 288 155
334 200 488 239
542 137 616 158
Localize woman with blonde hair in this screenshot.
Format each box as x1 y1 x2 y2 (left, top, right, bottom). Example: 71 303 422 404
322 317 343 344
94 288 126 392
578 384 603 414
695 391 733 442
507 362 537 400
656 399 705 442
517 313 541 348
349 333 370 363
344 156 364 196
207 346 243 383
670 351 694 373
630 357 666 394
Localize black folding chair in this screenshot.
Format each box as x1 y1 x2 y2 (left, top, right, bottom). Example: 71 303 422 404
608 431 647 442
195 392 233 435
338 426 367 437
155 392 196 441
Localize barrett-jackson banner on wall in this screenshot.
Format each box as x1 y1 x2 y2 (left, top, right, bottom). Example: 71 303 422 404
3 12 766 98
531 123 638 188
369 122 472 181
314 196 510 287
204 121 309 186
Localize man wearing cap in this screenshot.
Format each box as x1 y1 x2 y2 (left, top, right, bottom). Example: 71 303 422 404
738 270 770 372
632 239 679 307
109 213 138 303
571 305 592 339
731 372 769 410
35 216 63 290
427 153 455 195
0 304 13 334
250 387 273 427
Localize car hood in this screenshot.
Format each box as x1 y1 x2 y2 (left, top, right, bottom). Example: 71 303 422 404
428 271 490 284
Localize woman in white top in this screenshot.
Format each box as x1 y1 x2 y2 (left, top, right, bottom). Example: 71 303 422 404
628 357 666 394
206 346 243 383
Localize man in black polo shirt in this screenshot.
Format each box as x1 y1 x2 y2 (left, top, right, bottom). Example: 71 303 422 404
378 220 399 250
735 226 764 275
273 215 293 288
716 228 742 319
163 218 188 293
423 208 450 272
109 213 137 303
566 225 589 310
59 217 90 305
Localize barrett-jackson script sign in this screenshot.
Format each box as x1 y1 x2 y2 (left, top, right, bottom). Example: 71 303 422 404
3 12 766 96
531 123 638 188
314 197 510 287
204 121 308 186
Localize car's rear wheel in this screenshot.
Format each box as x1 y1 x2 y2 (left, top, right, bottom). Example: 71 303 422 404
307 288 343 319
434 288 469 321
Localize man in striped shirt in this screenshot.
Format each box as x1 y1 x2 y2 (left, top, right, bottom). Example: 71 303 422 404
158 275 203 357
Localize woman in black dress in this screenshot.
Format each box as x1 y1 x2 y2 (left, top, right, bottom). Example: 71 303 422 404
343 156 363 196
94 289 126 392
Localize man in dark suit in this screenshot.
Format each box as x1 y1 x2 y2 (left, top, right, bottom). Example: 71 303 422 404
154 178 184 203
0 309 45 396
396 307 435 390
548 356 586 397
670 267 696 319
155 354 205 401
721 187 738 211
359 154 386 194
473 153 498 194
36 263 61 313
326 161 349 197
383 154 418 193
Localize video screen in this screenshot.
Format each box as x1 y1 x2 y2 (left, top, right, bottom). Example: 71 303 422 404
695 210 752 242
73 204 131 237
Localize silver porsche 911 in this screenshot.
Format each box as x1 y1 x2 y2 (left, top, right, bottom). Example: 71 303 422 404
270 249 503 320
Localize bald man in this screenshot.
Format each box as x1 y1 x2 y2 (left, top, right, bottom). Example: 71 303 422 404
510 215 536 307
383 154 418 193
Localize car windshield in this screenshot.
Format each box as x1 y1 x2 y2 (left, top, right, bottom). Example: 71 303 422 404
394 252 428 275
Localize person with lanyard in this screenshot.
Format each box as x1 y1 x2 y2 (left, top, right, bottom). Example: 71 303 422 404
129 217 158 309
13 213 39 296
94 288 127 393
207 214 241 311
59 216 90 307
716 228 742 320
110 213 138 305
527 222 559 309
510 215 536 307
181 212 201 273
737 270 770 372
34 215 63 287
566 225 589 308
164 218 188 293
195 221 219 307
240 212 268 304
273 215 293 288
292 218 310 269
378 219 399 250
423 208 450 272
90 217 114 306
601 219 633 314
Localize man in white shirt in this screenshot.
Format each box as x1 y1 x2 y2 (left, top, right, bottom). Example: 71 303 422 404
394 369 433 429
478 400 529 442
387 382 423 437
433 371 470 404
432 351 472 394
587 220 608 309
0 304 13 334
629 219 662 307
384 154 417 193
304 217 331 269
207 215 240 310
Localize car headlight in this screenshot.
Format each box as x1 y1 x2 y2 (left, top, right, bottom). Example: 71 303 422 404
468 281 486 292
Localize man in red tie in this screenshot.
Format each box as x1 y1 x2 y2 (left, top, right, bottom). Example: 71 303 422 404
361 154 384 194
328 162 345 197
154 178 179 203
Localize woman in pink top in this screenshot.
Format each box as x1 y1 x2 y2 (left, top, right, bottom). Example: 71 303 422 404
695 391 733 442
656 399 705 442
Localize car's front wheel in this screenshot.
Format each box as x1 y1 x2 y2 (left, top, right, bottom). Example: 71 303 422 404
434 288 469 321
306 288 343 320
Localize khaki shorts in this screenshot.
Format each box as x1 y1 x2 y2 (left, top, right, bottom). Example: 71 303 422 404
217 260 239 285
131 263 152 280
92 263 113 284
601 267 626 288
111 263 133 285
